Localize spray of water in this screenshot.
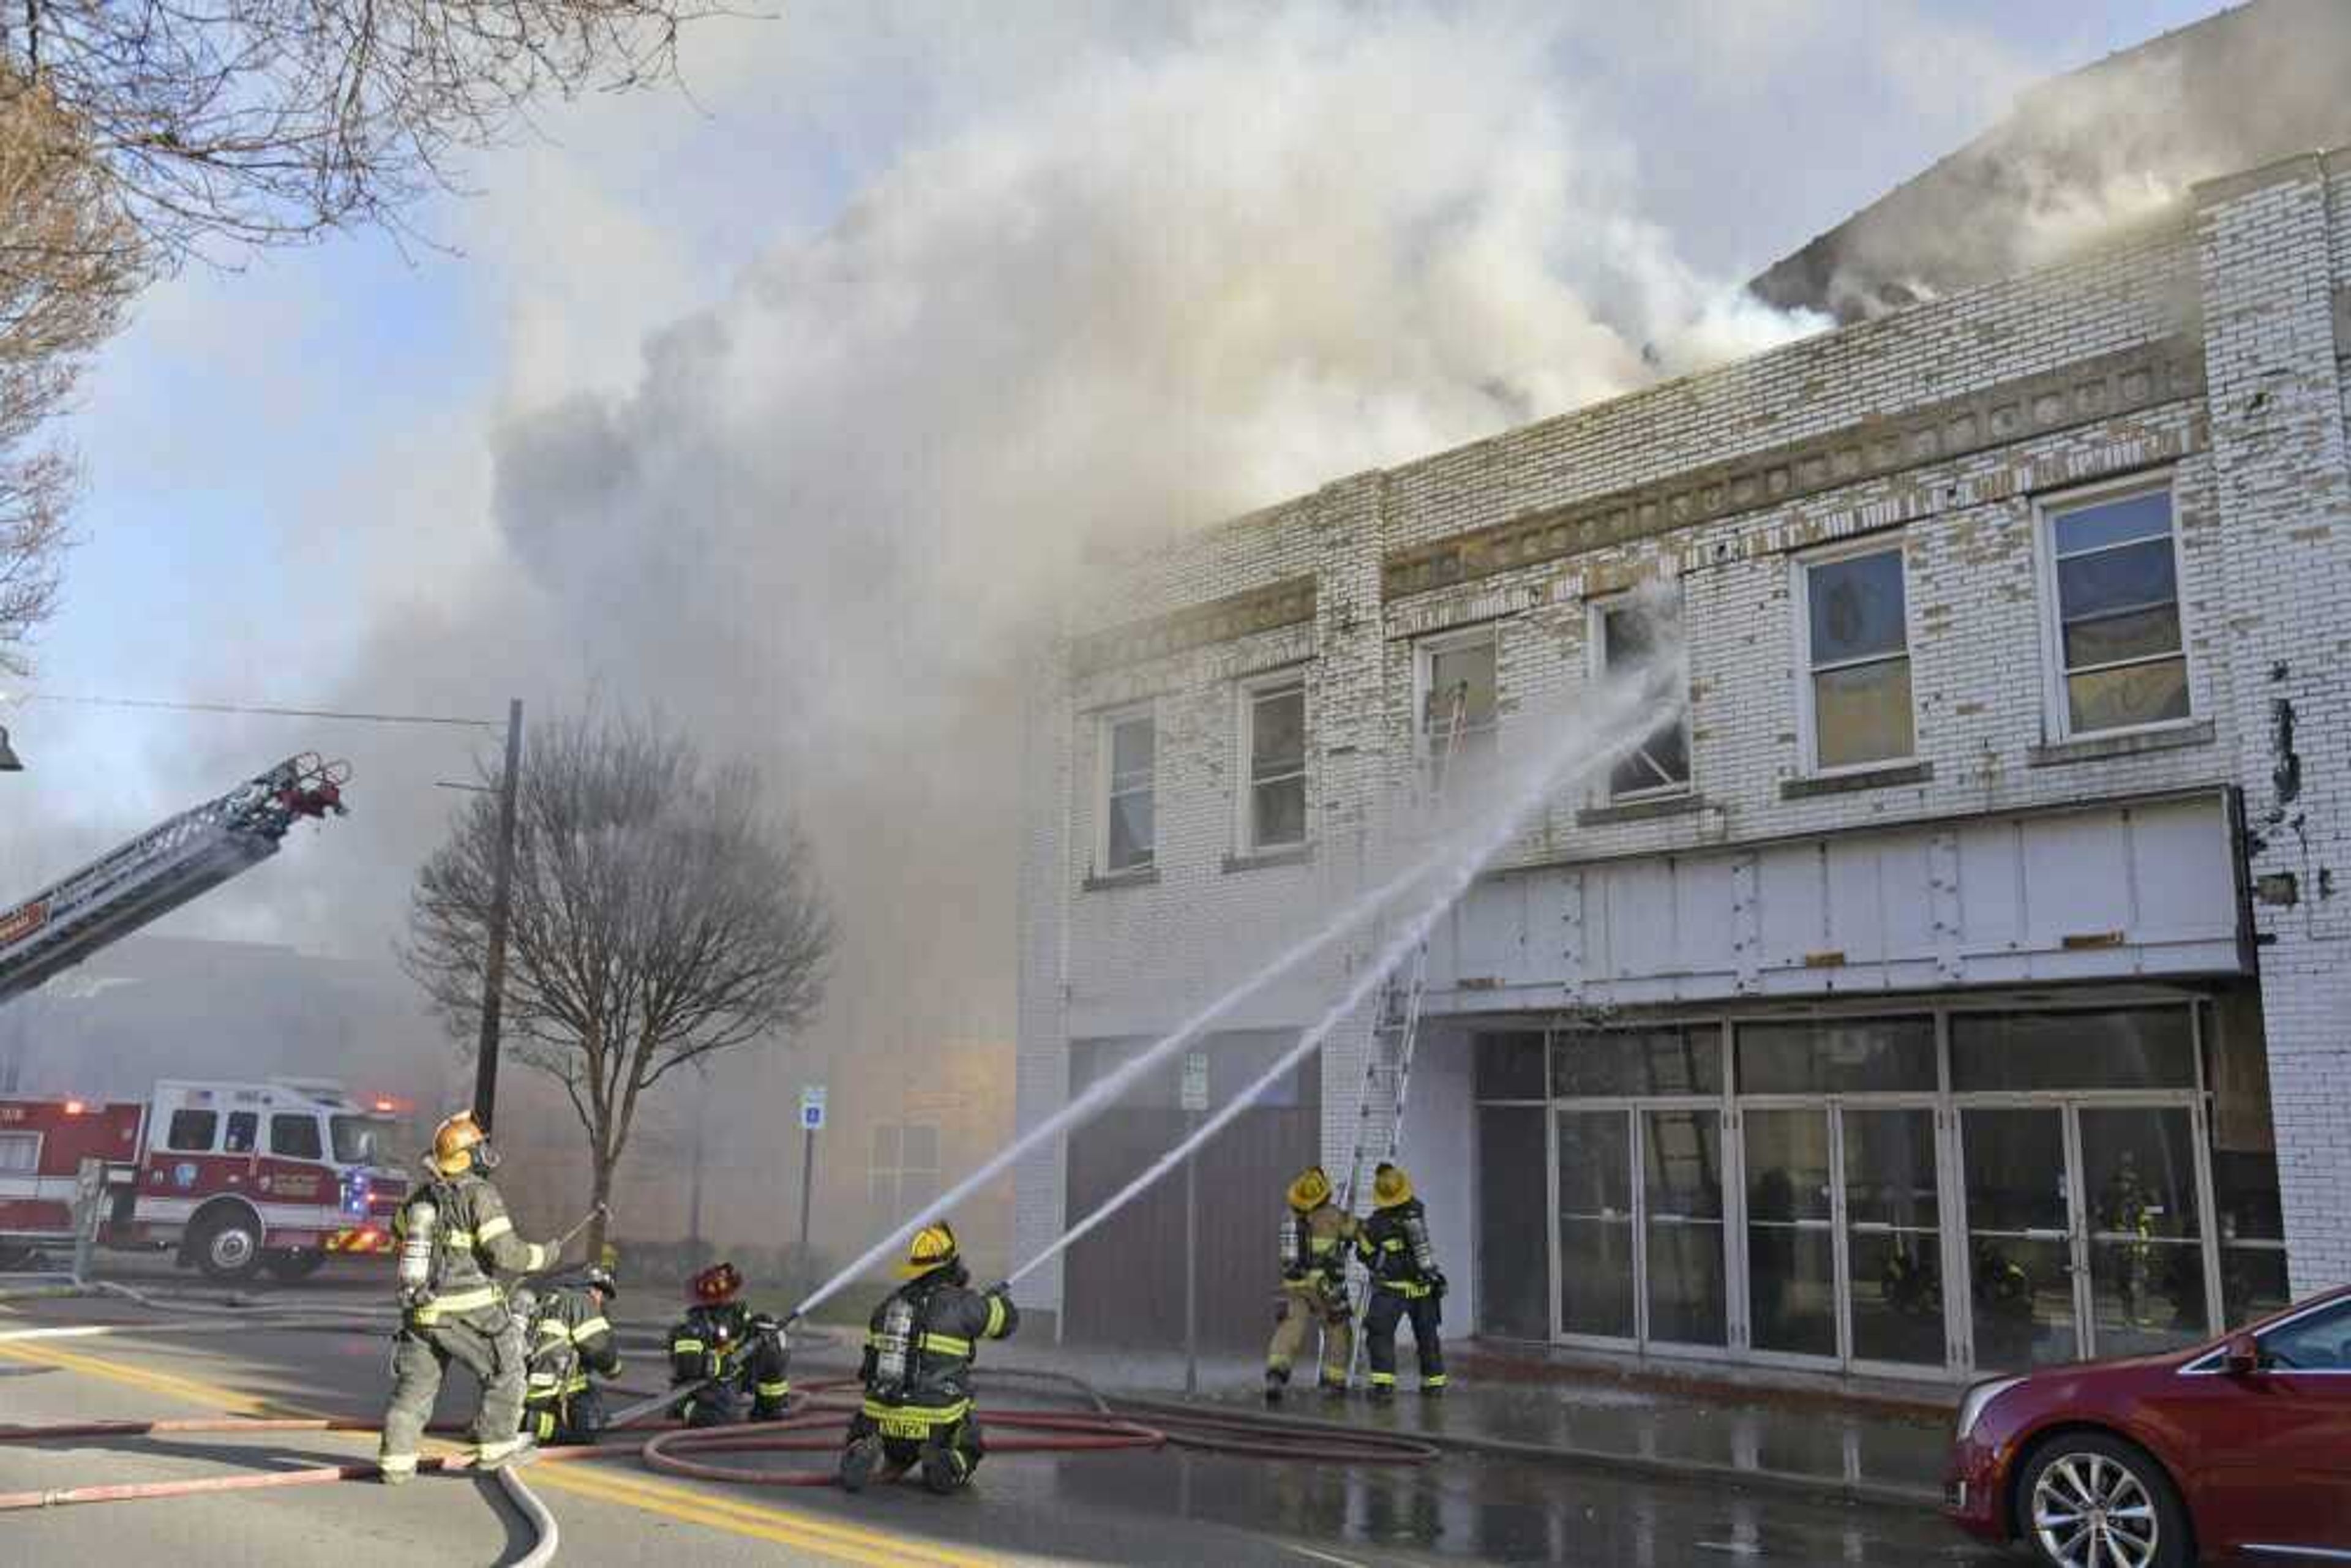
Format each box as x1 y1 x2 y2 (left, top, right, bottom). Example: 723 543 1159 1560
786 851 1439 1319
1004 653 1684 1289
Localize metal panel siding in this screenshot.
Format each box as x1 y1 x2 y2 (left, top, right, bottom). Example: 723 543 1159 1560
1458 877 1529 985
1673 857 1739 983
1823 838 1889 964
2020 812 2132 947
2129 798 2237 942
1756 843 1829 972
1955 819 2027 952
1607 860 1676 980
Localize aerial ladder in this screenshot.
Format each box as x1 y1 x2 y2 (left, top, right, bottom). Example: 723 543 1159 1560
1338 683 1469 1378
0 754 350 1007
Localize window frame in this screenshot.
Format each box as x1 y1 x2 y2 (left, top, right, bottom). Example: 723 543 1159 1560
1588 586 1692 803
1234 669 1310 856
1413 623 1501 777
1792 535 1917 777
2034 471 2193 744
868 1120 943 1218
0 1129 40 1174
164 1109 219 1152
269 1113 324 1161
1093 700 1158 877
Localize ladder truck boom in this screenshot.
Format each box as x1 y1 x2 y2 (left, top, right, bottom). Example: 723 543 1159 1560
0 754 350 1007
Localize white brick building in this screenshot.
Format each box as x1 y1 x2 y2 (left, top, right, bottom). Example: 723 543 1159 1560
1014 148 2351 1384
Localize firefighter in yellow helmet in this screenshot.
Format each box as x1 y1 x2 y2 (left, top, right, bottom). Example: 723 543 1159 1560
1265 1164 1357 1404
377 1110 569 1484
1355 1162 1447 1400
839 1221 1019 1495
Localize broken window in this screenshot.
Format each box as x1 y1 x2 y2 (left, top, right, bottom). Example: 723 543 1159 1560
1100 707 1155 874
1595 589 1690 799
1420 630 1498 785
1801 544 1913 770
1240 676 1307 852
2045 483 2188 735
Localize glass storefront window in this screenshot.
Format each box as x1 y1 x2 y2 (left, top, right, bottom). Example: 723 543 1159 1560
1644 1109 1727 1346
1475 1032 1547 1100
1843 1108 1945 1367
1558 1110 1636 1339
1736 1017 1936 1095
1745 1108 1834 1357
1550 1026 1723 1098
2079 1107 2209 1357
1949 1008 2194 1092
1479 1106 1548 1337
2212 1148 2290 1328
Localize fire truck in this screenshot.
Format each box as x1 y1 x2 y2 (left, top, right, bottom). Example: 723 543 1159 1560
0 1078 411 1280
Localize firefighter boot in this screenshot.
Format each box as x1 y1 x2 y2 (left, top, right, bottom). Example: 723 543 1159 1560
474 1432 537 1473
839 1435 885 1494
1263 1366 1289 1406
920 1435 969 1496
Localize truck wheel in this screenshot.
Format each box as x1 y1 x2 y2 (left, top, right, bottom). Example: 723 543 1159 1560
192 1210 264 1282
263 1250 325 1283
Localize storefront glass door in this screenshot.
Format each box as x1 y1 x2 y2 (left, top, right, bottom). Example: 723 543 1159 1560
1961 1108 2080 1368
1841 1106 1946 1369
1556 1109 1635 1340
2078 1106 2210 1357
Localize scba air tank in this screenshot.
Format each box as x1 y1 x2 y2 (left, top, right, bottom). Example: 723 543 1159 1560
397 1198 437 1297
1404 1212 1435 1274
873 1297 916 1390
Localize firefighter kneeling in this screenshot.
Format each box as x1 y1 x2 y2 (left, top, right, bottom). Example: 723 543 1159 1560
667 1261 790 1425
517 1264 621 1445
378 1111 569 1484
1357 1163 1447 1400
839 1221 1018 1496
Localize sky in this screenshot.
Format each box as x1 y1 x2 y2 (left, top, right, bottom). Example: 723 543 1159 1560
0 0 2232 968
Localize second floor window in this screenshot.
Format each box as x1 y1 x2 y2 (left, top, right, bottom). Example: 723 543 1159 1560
1101 707 1156 874
869 1123 940 1217
1801 544 1914 771
2043 482 2188 737
1240 677 1307 853
1595 590 1690 800
1420 631 1498 786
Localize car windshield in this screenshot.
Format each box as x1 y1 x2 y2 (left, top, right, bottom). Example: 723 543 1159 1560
331 1116 396 1166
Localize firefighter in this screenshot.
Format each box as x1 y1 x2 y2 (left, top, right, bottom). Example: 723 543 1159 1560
378 1110 566 1485
667 1261 791 1425
1266 1163 1355 1404
2101 1150 2156 1327
517 1264 621 1446
1355 1162 1446 1401
838 1221 1018 1496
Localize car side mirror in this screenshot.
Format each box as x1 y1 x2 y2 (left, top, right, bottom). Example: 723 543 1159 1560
2222 1332 2260 1376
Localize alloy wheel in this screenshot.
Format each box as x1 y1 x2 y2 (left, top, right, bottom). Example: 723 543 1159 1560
2030 1451 2159 1568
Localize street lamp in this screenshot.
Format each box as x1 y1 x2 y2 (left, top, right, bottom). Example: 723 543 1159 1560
0 726 21 771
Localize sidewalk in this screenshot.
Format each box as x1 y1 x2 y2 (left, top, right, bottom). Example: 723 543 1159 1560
961 1337 1953 1509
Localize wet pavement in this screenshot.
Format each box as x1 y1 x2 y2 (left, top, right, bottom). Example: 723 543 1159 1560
0 1279 2003 1565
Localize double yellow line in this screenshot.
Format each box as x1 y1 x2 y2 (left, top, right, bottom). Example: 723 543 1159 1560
0 1336 994 1567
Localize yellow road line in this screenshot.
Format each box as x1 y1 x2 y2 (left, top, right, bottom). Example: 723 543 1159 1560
0 1335 997 1566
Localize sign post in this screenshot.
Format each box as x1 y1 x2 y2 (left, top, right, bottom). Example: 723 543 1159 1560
1180 1052 1209 1397
797 1086 826 1277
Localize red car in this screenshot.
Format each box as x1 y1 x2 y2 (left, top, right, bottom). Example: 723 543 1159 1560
1946 1285 2351 1566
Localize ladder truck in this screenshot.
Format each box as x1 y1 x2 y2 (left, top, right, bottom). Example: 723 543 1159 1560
0 756 397 1281
0 753 351 1006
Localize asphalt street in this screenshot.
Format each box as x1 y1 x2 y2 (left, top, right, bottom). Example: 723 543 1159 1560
0 1278 2015 1567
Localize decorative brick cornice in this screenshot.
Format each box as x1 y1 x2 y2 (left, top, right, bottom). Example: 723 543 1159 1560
1070 576 1317 677
1382 336 2207 602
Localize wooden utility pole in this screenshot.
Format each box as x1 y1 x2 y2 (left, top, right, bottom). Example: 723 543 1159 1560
472 699 523 1133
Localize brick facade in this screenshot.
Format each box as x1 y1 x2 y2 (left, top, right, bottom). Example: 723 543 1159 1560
1016 149 2351 1325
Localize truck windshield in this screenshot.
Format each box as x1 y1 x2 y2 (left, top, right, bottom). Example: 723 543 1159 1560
331 1116 396 1166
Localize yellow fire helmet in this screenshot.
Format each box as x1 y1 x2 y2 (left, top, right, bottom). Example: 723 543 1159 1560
429 1110 492 1177
1373 1163 1415 1209
1286 1165 1333 1214
898 1220 960 1278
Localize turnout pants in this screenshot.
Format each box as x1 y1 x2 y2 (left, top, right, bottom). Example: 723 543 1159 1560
1267 1281 1351 1387
842 1409 986 1493
523 1382 608 1446
1363 1285 1445 1391
380 1313 529 1474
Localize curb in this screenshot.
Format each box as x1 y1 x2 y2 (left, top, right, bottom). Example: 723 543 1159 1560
1109 1393 1943 1512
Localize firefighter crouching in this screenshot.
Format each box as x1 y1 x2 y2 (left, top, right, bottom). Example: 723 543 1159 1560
517 1264 621 1445
667 1262 791 1425
1357 1162 1447 1400
839 1221 1018 1496
1266 1164 1356 1405
378 1111 568 1484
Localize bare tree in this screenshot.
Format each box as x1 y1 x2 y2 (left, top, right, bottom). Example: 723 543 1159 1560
0 75 137 672
5 0 722 268
403 708 832 1259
